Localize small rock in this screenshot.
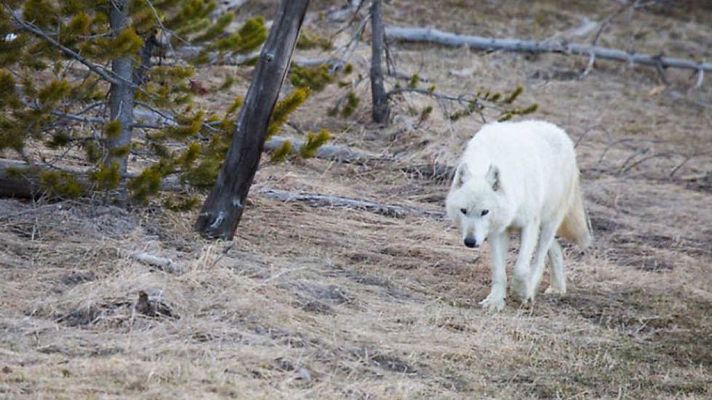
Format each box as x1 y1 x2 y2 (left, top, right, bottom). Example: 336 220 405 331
296 367 311 382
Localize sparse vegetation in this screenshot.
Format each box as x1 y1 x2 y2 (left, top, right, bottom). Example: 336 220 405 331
0 0 711 398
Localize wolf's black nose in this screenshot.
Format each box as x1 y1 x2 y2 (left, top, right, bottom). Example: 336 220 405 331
464 237 478 248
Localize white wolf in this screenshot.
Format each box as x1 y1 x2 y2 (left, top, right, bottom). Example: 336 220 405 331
446 120 592 311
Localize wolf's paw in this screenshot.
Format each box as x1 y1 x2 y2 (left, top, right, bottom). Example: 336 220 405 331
511 276 529 302
544 285 566 296
523 287 538 304
479 292 506 312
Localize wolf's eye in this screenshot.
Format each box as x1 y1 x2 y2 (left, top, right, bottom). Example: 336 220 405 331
481 209 489 216
460 208 467 215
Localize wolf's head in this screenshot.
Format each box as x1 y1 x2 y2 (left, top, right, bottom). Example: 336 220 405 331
446 162 504 248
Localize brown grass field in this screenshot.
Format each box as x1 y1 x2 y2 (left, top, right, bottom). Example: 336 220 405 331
1 1 711 398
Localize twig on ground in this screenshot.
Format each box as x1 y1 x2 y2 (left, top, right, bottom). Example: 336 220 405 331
129 252 183 274
669 151 711 178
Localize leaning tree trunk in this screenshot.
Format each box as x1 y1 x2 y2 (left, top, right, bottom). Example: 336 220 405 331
370 0 389 124
194 0 310 240
105 0 135 177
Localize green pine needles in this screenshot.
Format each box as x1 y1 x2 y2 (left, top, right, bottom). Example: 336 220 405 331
0 0 327 206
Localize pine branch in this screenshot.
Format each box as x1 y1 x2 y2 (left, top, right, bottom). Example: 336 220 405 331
75 101 106 116
387 86 474 104
134 101 219 133
50 111 105 125
5 7 124 86
386 86 488 121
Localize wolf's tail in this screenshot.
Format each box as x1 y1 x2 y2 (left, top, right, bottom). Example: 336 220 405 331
558 170 593 248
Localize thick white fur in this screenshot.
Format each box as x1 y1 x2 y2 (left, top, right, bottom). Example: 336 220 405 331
446 120 592 311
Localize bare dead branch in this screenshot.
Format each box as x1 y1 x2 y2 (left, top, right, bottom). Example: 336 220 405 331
669 151 712 178
50 111 106 125
618 150 678 175
332 10 369 73
574 124 614 148
388 70 430 82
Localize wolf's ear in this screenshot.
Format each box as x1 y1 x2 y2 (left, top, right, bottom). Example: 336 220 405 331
486 164 500 191
455 163 471 187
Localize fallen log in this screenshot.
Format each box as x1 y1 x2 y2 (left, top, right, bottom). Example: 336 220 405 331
0 160 447 220
385 26 712 77
0 136 380 199
0 153 453 200
0 158 181 199
0 159 43 198
261 188 445 220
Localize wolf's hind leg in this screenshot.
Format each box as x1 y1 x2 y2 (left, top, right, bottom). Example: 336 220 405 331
526 223 558 302
545 239 566 295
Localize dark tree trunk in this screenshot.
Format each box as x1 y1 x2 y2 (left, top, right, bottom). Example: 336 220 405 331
105 0 135 177
370 0 389 124
194 0 310 240
134 33 158 85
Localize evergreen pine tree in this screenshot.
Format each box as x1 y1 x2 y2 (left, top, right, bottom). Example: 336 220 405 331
0 0 316 203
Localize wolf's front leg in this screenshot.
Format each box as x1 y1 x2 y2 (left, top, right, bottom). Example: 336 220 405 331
511 223 539 303
480 231 508 312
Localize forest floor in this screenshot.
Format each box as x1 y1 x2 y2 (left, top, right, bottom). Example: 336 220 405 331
1 1 711 399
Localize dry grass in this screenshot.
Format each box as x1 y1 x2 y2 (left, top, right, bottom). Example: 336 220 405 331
2 1 712 399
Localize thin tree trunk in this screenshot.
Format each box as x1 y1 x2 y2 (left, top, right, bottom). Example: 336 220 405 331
370 0 389 124
105 0 135 177
194 0 310 240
